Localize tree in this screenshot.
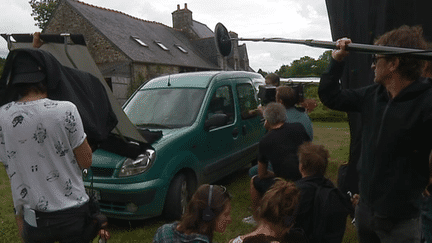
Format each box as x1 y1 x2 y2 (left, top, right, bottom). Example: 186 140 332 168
289 56 317 76
29 0 59 30
275 50 332 78
315 50 332 75
276 64 291 77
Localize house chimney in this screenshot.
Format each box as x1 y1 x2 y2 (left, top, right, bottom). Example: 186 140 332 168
172 3 193 30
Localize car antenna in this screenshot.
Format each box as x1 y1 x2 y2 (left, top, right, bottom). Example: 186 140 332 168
167 75 171 86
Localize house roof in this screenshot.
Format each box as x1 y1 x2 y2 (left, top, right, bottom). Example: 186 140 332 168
191 20 214 38
65 0 220 70
191 37 219 67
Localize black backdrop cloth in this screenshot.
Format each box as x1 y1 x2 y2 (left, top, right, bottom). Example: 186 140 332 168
0 48 118 145
325 0 432 194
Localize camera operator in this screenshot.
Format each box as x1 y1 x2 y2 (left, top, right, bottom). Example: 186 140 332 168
275 86 313 141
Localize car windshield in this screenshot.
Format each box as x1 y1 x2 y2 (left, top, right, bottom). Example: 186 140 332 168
124 88 206 128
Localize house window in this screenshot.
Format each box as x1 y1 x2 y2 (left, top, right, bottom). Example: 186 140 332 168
131 36 148 47
175 44 188 54
155 41 169 51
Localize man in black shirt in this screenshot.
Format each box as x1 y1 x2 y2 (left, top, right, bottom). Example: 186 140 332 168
319 26 432 242
247 102 310 219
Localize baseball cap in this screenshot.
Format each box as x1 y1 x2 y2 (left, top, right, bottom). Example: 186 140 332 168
10 52 46 85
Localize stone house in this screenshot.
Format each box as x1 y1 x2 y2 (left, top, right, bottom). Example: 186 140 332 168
44 0 252 104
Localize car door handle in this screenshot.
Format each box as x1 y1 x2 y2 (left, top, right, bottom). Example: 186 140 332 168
232 127 239 137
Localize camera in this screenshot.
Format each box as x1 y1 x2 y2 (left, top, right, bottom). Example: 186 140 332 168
257 83 305 106
258 85 277 106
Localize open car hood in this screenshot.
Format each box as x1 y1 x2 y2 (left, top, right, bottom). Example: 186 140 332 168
1 33 147 145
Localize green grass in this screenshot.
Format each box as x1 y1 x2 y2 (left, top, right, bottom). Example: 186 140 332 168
0 166 18 243
0 122 356 243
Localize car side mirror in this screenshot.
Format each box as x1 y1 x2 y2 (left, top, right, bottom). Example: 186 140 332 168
204 113 228 131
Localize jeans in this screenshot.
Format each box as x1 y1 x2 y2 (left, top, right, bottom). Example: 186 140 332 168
22 203 90 243
248 162 273 178
355 201 421 243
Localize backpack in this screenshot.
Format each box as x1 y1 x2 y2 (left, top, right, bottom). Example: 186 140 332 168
309 178 352 243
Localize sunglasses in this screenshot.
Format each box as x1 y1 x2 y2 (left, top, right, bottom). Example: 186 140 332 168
371 55 386 65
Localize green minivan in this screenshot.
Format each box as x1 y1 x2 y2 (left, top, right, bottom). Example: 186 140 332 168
86 71 266 220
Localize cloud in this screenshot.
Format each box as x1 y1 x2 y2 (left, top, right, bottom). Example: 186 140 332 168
0 0 332 71
0 2 39 33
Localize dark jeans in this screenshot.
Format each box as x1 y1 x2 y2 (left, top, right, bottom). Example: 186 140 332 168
355 201 421 243
248 162 274 178
23 203 90 243
421 195 432 243
252 175 277 196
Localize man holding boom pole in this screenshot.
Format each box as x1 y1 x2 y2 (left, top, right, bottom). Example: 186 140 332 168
319 25 432 243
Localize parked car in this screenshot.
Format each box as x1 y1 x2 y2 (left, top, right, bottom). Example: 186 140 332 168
1 34 266 220
87 71 266 220
251 74 266 92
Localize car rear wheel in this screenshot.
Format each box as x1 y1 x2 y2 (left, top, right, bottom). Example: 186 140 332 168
163 173 189 220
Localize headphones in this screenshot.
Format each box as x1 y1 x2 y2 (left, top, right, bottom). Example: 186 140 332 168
202 185 216 221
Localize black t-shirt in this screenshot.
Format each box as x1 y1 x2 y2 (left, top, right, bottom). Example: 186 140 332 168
258 122 310 181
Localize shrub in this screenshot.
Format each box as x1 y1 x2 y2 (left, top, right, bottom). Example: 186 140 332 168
303 84 348 122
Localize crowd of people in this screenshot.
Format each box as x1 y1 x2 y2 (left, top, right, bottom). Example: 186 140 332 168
1 24 432 243
153 24 432 243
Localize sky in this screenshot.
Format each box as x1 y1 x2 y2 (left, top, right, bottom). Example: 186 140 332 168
0 0 333 72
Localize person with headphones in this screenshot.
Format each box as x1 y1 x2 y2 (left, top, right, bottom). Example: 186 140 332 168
153 184 232 243
229 179 305 243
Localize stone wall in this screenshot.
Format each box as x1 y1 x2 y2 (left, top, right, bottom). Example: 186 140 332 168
129 63 180 96
172 4 192 30
44 1 135 104
44 1 129 65
111 76 130 105
43 1 250 103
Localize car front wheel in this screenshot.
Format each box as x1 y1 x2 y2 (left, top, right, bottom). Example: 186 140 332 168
163 173 189 220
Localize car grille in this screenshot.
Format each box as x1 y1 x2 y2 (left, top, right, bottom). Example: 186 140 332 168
91 167 115 177
99 201 126 211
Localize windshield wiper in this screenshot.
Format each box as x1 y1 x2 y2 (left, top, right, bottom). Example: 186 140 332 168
136 123 171 129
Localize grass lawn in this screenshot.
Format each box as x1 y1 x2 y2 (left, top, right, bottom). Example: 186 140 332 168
0 121 357 243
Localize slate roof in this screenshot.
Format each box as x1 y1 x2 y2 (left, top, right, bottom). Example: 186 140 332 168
65 0 220 70
191 38 219 67
191 20 214 38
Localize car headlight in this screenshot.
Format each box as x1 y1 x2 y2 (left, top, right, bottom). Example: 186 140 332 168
119 149 155 177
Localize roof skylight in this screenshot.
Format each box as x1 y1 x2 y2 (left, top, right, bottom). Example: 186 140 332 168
175 44 188 54
131 36 148 47
155 41 169 51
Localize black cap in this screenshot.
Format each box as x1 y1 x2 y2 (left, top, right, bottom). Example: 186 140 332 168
10 52 46 85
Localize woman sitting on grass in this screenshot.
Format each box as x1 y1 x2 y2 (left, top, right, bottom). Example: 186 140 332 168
229 179 305 243
153 184 232 243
